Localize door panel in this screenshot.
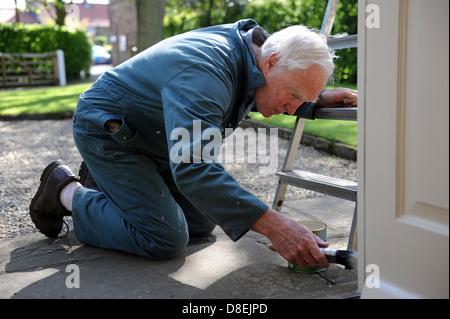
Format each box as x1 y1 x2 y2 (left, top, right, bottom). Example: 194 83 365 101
358 0 449 298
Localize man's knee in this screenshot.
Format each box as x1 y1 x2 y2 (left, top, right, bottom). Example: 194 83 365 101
141 228 190 260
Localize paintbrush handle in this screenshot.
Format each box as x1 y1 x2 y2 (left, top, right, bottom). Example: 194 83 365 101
320 248 339 264
320 248 358 269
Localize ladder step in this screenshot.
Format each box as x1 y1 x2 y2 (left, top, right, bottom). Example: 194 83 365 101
314 107 357 121
276 170 357 202
327 34 358 50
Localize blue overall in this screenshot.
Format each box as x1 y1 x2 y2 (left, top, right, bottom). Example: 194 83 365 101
71 19 316 260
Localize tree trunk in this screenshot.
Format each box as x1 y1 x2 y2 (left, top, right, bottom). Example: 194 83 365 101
199 0 214 28
54 0 67 26
135 0 167 53
14 0 20 22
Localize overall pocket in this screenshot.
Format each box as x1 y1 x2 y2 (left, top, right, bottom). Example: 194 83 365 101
107 117 147 153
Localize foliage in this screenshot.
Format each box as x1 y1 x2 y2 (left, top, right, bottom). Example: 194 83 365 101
164 0 247 36
164 0 358 84
0 23 91 80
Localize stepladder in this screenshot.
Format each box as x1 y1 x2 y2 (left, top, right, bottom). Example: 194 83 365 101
272 0 358 251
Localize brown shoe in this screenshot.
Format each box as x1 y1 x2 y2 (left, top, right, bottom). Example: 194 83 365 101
78 161 100 192
29 160 79 238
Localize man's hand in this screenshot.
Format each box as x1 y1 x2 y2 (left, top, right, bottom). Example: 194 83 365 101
316 87 358 108
250 208 330 268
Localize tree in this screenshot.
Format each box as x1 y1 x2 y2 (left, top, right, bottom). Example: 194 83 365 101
14 0 21 23
24 0 70 26
135 0 167 53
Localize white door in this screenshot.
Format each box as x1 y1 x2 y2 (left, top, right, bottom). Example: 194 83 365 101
357 0 449 298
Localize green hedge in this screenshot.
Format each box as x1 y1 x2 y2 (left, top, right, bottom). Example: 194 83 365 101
242 0 358 84
164 0 357 84
0 23 91 80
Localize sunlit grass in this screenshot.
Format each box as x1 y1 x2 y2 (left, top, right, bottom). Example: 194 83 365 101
0 83 93 115
0 82 357 146
248 112 357 147
248 84 358 147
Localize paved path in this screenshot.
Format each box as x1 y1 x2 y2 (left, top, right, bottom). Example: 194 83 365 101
0 195 357 300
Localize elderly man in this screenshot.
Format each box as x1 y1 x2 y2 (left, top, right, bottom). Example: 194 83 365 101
30 19 357 270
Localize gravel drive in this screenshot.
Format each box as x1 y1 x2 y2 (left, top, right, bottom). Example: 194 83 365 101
0 119 357 239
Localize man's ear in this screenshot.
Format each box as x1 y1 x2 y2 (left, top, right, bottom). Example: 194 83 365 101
262 53 280 74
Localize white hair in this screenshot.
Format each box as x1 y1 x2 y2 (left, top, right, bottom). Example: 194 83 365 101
261 25 337 80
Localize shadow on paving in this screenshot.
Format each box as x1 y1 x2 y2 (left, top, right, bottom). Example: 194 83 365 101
1 226 358 299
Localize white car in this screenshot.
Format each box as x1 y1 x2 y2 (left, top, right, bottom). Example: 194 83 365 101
92 45 111 65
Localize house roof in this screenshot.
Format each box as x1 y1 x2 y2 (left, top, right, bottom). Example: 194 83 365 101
0 4 110 28
0 9 38 24
77 4 110 28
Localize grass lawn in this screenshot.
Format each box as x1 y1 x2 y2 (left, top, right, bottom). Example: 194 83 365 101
0 82 357 147
249 112 357 147
0 82 93 116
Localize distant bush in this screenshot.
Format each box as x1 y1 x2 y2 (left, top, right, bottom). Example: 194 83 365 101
0 23 91 80
164 0 357 84
242 0 358 84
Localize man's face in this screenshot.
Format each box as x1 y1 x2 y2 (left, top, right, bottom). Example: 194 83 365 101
254 55 328 118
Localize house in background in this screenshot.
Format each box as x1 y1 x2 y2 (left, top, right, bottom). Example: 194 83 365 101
0 2 109 36
0 7 37 24
1 0 136 67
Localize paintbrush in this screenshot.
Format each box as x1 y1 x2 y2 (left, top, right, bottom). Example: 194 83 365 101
320 248 358 269
269 245 358 269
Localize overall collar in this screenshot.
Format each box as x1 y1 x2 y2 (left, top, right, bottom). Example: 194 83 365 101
239 26 268 95
223 23 270 136
239 26 269 119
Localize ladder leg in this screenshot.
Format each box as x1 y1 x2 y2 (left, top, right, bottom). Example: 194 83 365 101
321 0 340 37
282 117 306 171
272 182 288 212
272 117 305 212
347 203 358 251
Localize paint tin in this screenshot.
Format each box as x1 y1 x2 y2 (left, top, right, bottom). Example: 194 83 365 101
288 220 328 273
